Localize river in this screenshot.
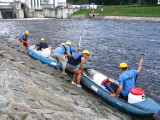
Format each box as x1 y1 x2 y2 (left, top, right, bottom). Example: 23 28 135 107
0 18 160 119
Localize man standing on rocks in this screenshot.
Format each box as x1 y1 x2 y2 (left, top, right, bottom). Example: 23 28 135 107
19 31 30 52
50 41 72 75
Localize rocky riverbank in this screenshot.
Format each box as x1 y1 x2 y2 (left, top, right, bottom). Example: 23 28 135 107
69 15 160 22
0 39 132 119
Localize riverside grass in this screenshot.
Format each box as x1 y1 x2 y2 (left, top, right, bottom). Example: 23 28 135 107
73 6 160 17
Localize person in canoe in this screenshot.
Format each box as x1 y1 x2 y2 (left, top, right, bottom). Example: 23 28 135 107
35 38 48 51
19 31 30 52
109 58 143 101
50 41 72 75
66 50 90 87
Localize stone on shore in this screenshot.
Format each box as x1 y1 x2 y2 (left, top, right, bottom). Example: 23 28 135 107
0 39 131 120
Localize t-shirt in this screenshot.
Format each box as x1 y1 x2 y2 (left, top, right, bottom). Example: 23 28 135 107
119 70 138 96
52 45 71 55
20 34 30 41
36 42 48 50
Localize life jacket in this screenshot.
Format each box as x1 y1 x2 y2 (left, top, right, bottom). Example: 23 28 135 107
58 44 71 55
67 53 82 66
23 33 28 41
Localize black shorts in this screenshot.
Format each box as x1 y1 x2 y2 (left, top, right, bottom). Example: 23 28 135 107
110 82 128 101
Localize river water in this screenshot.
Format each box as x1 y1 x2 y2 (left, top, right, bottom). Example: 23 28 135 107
0 18 160 119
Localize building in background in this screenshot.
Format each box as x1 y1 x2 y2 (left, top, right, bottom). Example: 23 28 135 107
0 0 66 9
68 3 97 9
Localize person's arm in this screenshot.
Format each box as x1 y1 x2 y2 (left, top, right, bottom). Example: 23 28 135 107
20 34 25 42
137 58 143 74
110 85 123 98
80 57 85 75
25 35 30 44
66 45 71 57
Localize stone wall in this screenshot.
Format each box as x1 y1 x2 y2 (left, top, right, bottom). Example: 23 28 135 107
43 9 56 18
0 39 131 119
0 11 2 19
57 8 79 19
12 1 24 18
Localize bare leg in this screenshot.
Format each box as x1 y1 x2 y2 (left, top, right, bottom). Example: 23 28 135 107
56 63 60 71
21 42 24 51
72 74 77 83
73 68 81 85
77 74 81 85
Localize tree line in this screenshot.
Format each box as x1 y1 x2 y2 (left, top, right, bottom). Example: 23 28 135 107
67 0 157 5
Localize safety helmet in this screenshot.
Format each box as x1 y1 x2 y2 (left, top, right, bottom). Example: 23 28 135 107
66 41 71 46
119 63 128 68
41 38 45 41
82 50 90 55
25 31 29 34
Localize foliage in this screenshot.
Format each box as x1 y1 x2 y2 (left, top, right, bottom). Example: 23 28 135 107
73 6 160 17
67 0 158 5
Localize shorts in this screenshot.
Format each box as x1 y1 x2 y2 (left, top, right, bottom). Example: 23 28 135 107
51 53 66 68
66 63 77 72
19 38 28 47
110 82 119 92
110 82 128 101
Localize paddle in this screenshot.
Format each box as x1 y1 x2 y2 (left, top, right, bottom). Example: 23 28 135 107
135 53 144 83
77 36 81 53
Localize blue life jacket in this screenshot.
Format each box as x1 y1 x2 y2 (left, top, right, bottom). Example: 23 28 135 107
67 53 82 66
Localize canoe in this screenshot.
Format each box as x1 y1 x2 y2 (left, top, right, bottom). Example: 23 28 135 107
28 45 91 70
28 45 62 69
28 45 160 116
81 68 160 116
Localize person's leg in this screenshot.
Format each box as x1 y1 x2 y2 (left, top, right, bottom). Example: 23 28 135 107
109 82 119 94
51 53 60 71
58 54 67 73
28 39 30 46
109 83 116 94
73 68 81 85
72 74 77 83
56 58 60 71
21 42 24 51
25 43 28 51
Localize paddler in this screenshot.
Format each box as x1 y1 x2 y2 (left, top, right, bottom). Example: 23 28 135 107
66 50 89 87
109 58 143 101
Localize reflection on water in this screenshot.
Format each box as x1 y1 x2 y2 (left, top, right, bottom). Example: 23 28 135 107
0 18 160 119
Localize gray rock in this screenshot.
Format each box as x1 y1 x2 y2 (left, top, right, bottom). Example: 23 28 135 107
8 70 19 78
9 77 20 86
0 87 7 95
8 84 27 93
22 83 73 111
0 78 5 87
0 95 10 107
19 72 33 85
12 103 36 113
26 114 46 120
0 71 8 81
8 112 28 120
15 91 35 101
3 54 14 61
26 100 43 109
